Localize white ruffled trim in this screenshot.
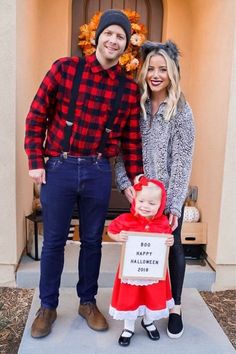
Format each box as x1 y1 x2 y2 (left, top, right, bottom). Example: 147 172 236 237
121 278 159 286
109 298 175 320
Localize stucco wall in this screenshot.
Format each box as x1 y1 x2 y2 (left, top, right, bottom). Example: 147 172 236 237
22 0 236 269
162 0 193 94
0 0 235 287
217 20 236 265
188 0 235 266
15 0 71 268
36 0 71 79
16 0 40 270
162 0 235 270
0 0 72 285
0 0 17 285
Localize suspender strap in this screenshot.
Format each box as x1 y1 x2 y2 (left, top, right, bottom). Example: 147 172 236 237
97 74 126 157
61 58 126 157
61 58 85 153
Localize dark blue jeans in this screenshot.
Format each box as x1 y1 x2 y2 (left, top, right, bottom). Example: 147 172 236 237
39 155 112 309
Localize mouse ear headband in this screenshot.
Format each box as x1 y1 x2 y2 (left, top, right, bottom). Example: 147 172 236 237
141 40 180 72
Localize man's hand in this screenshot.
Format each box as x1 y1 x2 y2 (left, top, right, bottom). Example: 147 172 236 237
168 213 178 231
124 186 135 203
29 169 46 185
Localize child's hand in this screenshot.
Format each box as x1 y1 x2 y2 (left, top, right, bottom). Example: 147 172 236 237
166 234 174 247
116 231 129 242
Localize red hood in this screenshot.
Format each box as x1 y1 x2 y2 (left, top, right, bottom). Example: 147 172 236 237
131 178 167 221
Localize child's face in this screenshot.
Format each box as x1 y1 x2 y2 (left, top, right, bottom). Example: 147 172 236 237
135 187 162 219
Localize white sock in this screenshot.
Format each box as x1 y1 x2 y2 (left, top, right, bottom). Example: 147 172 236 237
143 315 156 331
123 319 135 337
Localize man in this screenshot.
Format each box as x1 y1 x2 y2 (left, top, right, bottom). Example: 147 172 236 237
25 9 143 338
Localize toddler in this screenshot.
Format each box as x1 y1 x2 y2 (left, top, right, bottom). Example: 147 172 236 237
108 175 174 346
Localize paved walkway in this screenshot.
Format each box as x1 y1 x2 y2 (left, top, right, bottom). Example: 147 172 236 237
18 288 235 354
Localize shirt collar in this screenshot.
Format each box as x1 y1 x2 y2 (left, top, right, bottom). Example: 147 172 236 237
145 97 167 116
86 54 122 80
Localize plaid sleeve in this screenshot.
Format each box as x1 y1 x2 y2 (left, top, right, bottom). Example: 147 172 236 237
121 83 143 182
24 59 62 170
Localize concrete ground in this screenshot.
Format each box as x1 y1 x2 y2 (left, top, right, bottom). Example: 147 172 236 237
18 288 235 354
17 242 234 354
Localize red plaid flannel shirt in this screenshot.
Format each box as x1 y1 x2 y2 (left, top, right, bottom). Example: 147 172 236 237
24 54 143 181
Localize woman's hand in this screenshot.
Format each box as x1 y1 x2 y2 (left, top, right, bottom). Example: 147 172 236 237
166 234 174 247
124 186 135 203
168 213 178 231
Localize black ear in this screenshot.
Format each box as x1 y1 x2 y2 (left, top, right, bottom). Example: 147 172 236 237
165 40 180 62
141 41 161 59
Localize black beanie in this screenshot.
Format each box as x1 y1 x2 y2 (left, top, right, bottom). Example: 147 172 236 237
95 10 131 50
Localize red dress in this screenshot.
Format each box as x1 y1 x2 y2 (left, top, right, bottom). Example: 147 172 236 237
108 182 174 321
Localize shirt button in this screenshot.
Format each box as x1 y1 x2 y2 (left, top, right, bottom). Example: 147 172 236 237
145 225 150 230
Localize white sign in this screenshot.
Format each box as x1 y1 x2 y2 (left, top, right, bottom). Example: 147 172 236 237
119 231 170 280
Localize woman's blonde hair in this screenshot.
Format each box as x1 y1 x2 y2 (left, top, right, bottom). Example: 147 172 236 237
137 49 182 121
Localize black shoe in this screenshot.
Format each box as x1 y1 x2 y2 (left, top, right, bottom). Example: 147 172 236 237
167 313 184 338
141 319 160 340
118 329 134 347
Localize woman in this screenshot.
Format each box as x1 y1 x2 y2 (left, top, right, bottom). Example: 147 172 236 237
115 40 195 338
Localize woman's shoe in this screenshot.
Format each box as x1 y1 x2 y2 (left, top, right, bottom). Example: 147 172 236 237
118 329 134 346
167 313 184 338
141 319 160 340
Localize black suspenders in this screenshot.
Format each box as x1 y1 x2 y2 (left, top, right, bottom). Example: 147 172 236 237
97 74 126 157
61 58 85 153
61 58 126 157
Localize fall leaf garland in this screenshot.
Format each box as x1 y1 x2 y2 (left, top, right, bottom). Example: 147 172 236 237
78 9 147 73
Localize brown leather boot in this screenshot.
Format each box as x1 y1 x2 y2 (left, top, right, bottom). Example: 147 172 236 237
78 303 108 331
31 307 57 338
